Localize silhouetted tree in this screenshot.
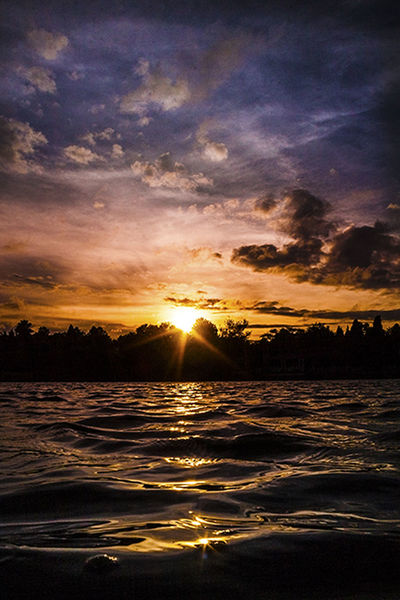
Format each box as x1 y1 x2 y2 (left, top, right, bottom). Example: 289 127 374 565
36 326 50 337
373 315 383 332
1 314 399 381
349 319 363 338
15 320 33 338
192 318 218 341
220 319 249 339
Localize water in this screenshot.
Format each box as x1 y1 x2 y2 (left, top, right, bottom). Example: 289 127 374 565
1 380 400 599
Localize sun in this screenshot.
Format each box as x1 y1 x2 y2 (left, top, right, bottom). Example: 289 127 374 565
170 307 199 333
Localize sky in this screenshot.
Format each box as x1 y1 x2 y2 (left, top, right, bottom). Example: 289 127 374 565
0 0 399 336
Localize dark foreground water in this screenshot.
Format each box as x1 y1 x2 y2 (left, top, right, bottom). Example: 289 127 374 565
1 380 400 599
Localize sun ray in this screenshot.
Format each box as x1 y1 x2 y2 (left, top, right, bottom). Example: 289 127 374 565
190 329 234 367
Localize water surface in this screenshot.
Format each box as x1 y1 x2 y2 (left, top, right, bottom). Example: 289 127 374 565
1 380 400 599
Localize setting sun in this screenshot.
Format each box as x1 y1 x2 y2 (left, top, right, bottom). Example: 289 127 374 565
170 307 199 333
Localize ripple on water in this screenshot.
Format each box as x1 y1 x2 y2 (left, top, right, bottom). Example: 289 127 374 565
1 380 400 574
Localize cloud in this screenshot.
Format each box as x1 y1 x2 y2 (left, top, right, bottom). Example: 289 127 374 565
203 141 228 162
20 66 57 94
232 190 400 290
164 296 227 310
131 152 212 192
1 241 27 253
111 144 124 159
27 29 69 60
97 127 114 141
186 247 223 262
89 104 105 114
254 194 278 214
383 203 400 232
80 128 115 146
138 116 152 127
246 301 307 318
280 189 335 242
68 71 84 81
0 255 68 290
121 34 256 120
80 133 96 146
247 323 305 330
135 58 149 76
196 121 228 162
311 224 400 289
120 68 190 115
0 116 47 173
245 300 400 323
232 238 324 270
64 145 101 164
191 35 255 101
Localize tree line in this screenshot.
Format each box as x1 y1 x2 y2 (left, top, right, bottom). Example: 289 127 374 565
1 316 399 381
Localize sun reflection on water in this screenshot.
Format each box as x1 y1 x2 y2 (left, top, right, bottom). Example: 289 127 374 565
165 456 217 468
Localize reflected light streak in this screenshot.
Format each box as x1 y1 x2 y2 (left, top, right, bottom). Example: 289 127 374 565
165 456 217 468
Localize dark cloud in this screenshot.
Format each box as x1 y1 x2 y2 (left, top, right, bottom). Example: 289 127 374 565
245 300 400 323
326 225 399 270
281 189 335 241
311 308 400 322
310 224 400 289
164 296 226 310
245 301 305 317
247 323 305 329
254 194 277 214
0 255 69 289
13 275 58 289
233 189 333 273
232 237 323 270
157 152 176 172
382 203 400 232
233 188 400 290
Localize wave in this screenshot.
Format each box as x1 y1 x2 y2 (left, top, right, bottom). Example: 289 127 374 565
1 377 400 591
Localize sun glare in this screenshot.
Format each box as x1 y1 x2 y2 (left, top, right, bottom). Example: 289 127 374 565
170 307 199 333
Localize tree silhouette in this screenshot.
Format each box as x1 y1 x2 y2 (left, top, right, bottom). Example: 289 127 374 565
37 326 50 337
1 315 399 381
220 319 249 339
15 320 33 338
192 318 218 340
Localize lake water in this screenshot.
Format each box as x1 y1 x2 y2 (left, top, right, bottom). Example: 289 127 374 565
1 380 400 599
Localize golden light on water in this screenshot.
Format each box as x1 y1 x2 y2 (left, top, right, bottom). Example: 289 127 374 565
165 456 217 468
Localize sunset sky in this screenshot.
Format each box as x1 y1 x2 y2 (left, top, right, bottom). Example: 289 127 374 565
1 0 399 336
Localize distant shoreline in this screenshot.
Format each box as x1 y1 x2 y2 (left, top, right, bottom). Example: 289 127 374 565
2 317 399 382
